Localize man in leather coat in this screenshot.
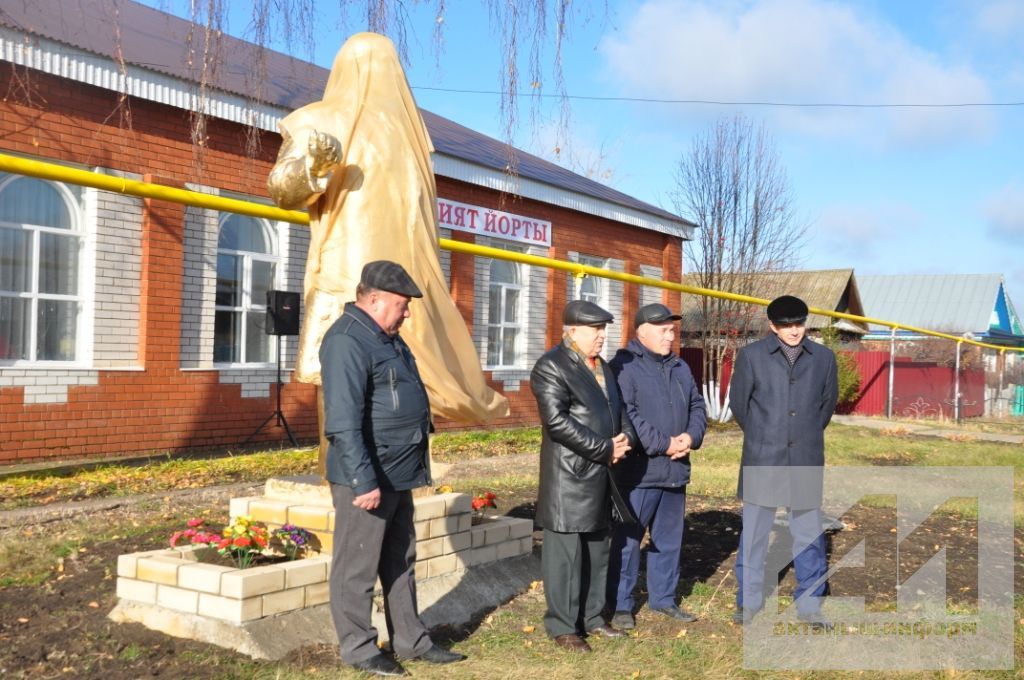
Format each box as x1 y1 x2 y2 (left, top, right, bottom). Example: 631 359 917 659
320 260 464 676
530 299 636 652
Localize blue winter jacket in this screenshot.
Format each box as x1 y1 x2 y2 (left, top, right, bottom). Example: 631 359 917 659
609 338 707 488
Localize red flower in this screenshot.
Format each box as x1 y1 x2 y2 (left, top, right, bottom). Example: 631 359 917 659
471 497 486 511
187 518 204 528
233 537 251 548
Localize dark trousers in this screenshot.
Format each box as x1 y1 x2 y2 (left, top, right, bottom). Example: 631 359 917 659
608 486 686 612
329 484 432 664
541 528 609 637
734 502 827 616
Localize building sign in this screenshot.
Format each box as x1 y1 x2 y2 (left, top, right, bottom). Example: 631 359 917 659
437 198 551 247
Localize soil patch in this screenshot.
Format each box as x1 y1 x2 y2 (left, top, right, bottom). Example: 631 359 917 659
0 457 1019 679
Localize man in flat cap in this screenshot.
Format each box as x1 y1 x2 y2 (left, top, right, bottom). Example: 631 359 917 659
320 260 464 676
530 299 637 652
606 303 707 630
729 295 838 629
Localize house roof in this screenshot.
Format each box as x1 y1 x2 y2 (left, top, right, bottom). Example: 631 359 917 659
679 268 867 334
0 0 695 238
857 274 1024 341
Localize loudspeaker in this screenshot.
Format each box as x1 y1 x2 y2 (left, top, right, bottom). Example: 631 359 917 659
266 290 300 336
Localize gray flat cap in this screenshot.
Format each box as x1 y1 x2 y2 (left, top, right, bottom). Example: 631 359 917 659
563 299 613 326
634 302 682 328
767 295 808 324
360 260 423 298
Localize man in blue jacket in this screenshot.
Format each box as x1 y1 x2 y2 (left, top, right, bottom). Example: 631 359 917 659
730 295 838 629
321 260 465 677
607 303 707 629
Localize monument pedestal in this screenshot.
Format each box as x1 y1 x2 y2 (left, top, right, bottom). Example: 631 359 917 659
110 476 537 659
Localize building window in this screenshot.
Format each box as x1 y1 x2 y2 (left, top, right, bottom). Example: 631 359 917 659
214 214 278 364
576 254 608 306
486 256 522 368
0 175 83 363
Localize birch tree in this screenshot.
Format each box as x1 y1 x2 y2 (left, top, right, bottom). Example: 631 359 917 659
672 115 806 421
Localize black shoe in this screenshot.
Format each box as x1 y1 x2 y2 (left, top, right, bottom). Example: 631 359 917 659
611 610 635 630
412 644 466 664
350 654 409 677
651 605 698 623
586 623 627 638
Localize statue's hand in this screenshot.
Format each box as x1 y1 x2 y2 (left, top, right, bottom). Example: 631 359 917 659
306 130 342 178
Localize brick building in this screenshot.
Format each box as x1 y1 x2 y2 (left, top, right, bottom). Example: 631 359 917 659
0 1 695 465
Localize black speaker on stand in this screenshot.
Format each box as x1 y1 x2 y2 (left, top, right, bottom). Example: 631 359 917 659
244 290 300 447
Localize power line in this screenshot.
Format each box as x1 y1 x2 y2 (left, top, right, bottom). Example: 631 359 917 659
412 86 1024 108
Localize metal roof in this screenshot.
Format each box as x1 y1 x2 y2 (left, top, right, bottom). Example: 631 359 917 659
679 268 866 334
0 0 695 238
857 273 1006 335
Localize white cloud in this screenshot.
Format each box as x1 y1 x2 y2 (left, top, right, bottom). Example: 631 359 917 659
974 0 1024 42
600 0 994 148
983 182 1024 242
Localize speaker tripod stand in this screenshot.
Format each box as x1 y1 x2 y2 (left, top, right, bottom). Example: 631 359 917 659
243 333 299 447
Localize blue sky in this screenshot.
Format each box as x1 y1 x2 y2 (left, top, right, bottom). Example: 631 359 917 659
141 0 1024 307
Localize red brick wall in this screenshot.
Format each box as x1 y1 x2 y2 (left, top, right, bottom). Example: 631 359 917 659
0 67 683 464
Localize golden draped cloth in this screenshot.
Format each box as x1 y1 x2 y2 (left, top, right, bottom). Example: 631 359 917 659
267 32 508 424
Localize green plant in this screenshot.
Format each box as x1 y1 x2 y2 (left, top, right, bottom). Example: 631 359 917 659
820 324 861 405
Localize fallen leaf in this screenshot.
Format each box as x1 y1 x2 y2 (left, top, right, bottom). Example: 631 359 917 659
524 640 533 647
17 617 29 623
676 629 688 638
88 601 100 608
78 547 88 553
529 580 542 591
522 625 535 634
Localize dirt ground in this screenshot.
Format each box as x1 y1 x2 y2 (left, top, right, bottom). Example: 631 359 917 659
0 455 1019 679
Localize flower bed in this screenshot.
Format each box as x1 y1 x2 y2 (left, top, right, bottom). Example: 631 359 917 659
115 489 533 623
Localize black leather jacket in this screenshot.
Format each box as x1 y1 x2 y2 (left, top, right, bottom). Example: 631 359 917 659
320 303 431 494
530 341 636 532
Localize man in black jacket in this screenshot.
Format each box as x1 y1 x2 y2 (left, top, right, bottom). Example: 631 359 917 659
729 295 838 629
607 303 707 630
320 260 464 677
530 300 636 652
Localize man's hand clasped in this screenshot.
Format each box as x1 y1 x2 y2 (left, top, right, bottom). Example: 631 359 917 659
668 432 692 460
610 432 631 464
352 487 381 511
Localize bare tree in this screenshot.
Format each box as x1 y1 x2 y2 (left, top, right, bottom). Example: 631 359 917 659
671 115 806 421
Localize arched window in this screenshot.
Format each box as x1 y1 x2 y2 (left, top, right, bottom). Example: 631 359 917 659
486 257 522 368
0 175 82 363
214 214 278 364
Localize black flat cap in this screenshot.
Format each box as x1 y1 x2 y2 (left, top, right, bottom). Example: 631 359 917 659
360 260 423 298
634 302 682 329
563 300 613 326
767 295 808 324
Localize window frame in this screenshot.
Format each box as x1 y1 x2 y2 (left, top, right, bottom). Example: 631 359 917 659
575 254 609 307
212 213 281 367
484 250 525 370
0 174 86 366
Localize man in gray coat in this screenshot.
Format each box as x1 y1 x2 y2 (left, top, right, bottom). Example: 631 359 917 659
729 295 838 628
530 300 636 652
321 260 465 676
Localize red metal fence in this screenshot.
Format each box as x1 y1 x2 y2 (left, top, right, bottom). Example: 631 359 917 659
681 347 985 419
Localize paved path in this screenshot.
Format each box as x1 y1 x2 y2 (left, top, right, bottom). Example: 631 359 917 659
832 414 1024 445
